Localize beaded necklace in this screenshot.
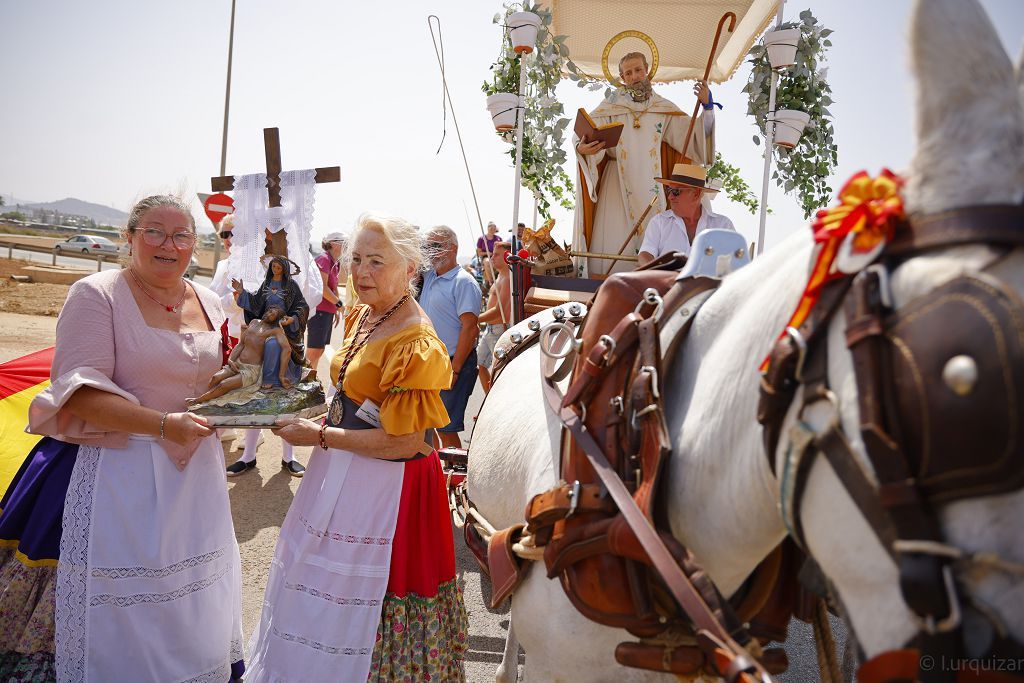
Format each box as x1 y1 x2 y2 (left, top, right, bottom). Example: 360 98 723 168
127 268 187 313
326 293 411 424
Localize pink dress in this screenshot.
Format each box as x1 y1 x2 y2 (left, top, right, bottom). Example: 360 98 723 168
16 269 245 682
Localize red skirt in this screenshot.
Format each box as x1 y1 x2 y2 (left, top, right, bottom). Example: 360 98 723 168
369 452 468 682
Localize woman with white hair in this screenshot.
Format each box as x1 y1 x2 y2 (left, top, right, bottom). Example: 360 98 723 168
245 213 468 682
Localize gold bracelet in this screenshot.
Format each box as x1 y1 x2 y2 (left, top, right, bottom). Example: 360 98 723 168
159 412 169 440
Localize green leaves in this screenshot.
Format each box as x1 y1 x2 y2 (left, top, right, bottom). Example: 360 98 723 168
745 11 838 218
708 153 761 214
483 2 577 218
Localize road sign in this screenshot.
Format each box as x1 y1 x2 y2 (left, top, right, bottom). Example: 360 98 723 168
203 192 234 227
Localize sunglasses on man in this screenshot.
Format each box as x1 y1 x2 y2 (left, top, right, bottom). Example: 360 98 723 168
219 231 233 239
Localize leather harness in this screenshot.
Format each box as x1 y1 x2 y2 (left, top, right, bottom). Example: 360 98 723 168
758 204 1024 682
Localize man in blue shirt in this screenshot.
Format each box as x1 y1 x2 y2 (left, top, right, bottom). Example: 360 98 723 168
420 226 482 448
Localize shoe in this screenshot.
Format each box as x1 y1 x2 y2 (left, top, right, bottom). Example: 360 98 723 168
282 460 305 477
226 460 257 477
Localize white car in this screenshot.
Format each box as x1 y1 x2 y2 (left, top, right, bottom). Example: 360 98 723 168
54 235 120 256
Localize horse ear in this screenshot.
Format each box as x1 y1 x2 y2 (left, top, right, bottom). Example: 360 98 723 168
906 0 1024 212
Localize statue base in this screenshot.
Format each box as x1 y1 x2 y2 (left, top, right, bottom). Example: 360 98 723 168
189 378 328 428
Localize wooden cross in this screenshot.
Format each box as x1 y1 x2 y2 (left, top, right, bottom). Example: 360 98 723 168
211 127 340 256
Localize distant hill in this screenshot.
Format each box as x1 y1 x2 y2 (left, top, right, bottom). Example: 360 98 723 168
2 197 129 226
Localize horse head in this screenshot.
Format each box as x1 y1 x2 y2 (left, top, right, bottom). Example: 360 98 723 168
797 0 1024 672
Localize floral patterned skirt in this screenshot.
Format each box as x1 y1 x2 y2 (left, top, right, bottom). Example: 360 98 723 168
367 453 469 682
0 551 57 682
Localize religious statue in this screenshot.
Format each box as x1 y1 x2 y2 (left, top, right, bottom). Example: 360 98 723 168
187 304 295 408
572 40 716 277
232 255 309 386
192 132 340 425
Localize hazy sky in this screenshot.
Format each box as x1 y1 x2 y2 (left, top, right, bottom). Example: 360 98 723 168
1 0 1022 258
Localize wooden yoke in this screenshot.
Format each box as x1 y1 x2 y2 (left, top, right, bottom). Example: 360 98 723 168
211 127 340 256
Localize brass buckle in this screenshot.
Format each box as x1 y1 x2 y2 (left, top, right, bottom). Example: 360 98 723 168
566 480 583 518
785 326 808 382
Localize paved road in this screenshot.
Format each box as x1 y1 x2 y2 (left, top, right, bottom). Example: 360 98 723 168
3 247 212 286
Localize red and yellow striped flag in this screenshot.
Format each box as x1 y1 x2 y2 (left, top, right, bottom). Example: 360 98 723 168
0 347 53 497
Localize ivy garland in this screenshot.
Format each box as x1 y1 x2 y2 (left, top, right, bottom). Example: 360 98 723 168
743 9 838 218
483 2 576 219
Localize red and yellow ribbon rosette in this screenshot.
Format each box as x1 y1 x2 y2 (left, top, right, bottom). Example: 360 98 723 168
760 169 905 372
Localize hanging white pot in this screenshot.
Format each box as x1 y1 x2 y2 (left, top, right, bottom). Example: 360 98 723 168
486 93 521 131
508 11 541 54
764 28 801 69
772 109 810 148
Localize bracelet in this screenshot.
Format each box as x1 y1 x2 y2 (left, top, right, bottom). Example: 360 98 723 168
318 421 329 450
159 412 169 440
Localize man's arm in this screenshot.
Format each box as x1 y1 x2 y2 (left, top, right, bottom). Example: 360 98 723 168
451 311 479 376
227 335 245 369
478 285 501 325
637 251 656 267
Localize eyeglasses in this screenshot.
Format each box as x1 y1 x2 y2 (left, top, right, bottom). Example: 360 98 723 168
136 227 196 249
666 187 684 197
219 231 233 239
428 241 447 249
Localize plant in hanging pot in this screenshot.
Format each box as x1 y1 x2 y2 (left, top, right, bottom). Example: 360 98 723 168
744 9 838 218
482 1 578 219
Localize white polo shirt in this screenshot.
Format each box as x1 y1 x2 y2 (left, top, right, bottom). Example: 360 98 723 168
639 207 736 259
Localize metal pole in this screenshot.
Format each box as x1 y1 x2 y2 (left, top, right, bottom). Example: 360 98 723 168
509 53 529 324
213 0 237 267
755 0 786 257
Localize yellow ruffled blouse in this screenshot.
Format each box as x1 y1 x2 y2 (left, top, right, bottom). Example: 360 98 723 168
330 305 452 436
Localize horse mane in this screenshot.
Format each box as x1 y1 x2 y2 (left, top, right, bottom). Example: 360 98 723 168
905 0 1024 213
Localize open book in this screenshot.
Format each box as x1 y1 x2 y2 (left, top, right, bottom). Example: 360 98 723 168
574 108 624 148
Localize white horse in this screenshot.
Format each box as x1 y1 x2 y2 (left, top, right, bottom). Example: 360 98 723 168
468 0 1024 680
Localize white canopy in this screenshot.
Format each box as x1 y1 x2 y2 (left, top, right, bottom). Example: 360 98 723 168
542 0 780 84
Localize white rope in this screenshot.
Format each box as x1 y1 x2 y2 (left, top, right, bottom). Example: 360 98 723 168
894 540 1024 576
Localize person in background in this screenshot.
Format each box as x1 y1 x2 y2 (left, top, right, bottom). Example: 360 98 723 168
637 163 735 267
420 226 481 449
476 221 501 260
307 231 346 374
209 214 246 452
476 241 511 393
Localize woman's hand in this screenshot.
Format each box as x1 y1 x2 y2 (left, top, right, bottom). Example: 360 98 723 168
280 315 294 327
163 412 214 470
230 278 243 294
272 416 321 447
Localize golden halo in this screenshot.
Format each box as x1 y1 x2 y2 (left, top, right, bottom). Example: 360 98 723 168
601 30 659 88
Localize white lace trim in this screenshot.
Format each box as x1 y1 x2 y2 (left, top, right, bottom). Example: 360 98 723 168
270 626 371 656
177 662 230 683
91 547 226 579
90 563 229 607
298 515 391 545
55 444 101 682
284 581 381 607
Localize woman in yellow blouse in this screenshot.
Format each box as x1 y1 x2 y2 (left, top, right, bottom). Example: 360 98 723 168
247 214 468 682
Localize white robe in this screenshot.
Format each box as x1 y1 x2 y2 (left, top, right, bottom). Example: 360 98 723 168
572 91 715 276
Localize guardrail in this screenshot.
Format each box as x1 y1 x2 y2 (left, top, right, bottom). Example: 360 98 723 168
0 240 213 277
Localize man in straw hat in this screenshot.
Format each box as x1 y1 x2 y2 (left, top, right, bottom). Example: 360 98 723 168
637 162 735 267
573 50 718 277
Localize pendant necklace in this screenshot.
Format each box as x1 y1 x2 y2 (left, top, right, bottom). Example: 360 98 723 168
629 100 653 129
128 268 187 313
326 293 411 426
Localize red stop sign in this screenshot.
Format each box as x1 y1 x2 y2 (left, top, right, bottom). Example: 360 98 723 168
203 193 234 226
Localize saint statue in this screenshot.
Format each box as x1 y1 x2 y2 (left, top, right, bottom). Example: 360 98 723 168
572 49 716 276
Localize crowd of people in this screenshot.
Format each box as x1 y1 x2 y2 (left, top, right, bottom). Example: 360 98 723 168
0 48 734 683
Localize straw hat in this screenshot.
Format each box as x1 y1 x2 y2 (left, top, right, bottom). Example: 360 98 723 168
655 163 720 194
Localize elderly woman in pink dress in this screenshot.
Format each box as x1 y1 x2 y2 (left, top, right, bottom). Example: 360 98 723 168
0 195 244 682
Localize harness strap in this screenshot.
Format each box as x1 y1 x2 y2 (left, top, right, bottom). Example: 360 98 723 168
887 204 1024 255
540 352 770 683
